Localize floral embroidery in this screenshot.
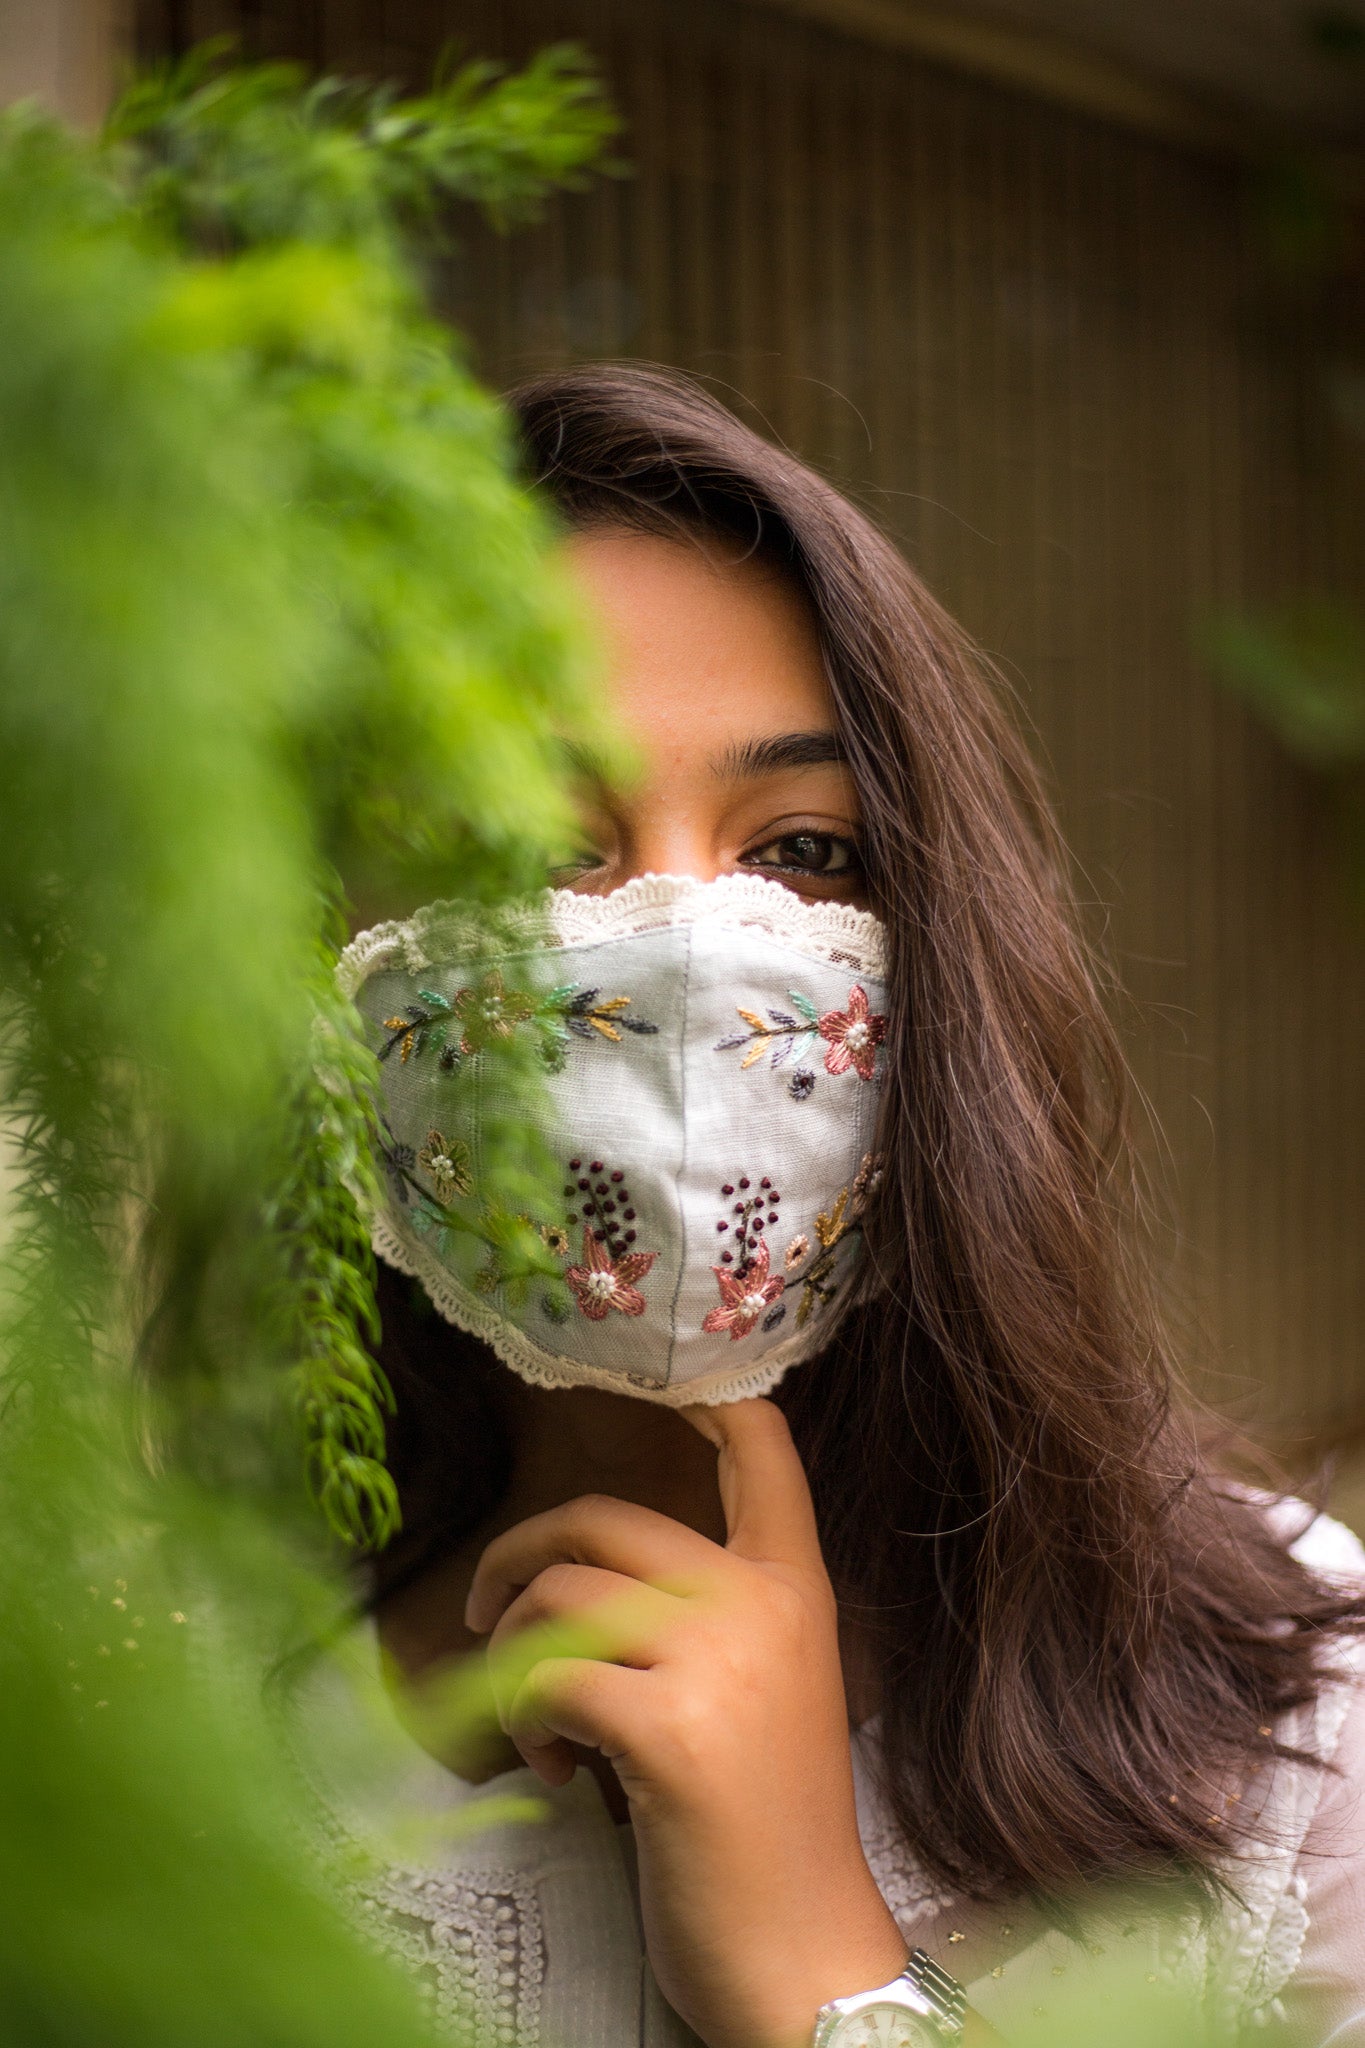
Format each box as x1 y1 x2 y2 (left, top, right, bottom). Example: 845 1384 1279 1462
377 1119 418 1204
539 1223 571 1258
380 975 657 1074
549 1156 659 1323
550 985 659 1043
703 1237 785 1341
452 970 537 1052
381 1119 563 1303
783 1232 810 1271
381 990 463 1068
461 1207 571 1302
817 984 885 1081
785 1150 883 1326
417 1129 473 1205
703 1175 788 1339
715 984 886 1089
715 991 821 1076
565 1227 657 1320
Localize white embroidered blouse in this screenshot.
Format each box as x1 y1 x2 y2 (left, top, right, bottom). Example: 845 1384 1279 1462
298 1507 1365 2046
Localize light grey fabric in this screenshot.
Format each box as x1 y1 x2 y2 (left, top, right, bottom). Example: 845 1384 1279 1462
339 873 887 1406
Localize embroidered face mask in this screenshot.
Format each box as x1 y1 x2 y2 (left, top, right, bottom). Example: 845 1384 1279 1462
338 872 888 1406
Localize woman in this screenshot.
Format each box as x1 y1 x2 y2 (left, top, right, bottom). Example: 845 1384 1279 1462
332 364 1365 2047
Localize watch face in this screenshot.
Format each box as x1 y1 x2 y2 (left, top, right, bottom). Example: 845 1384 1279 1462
828 2003 940 2048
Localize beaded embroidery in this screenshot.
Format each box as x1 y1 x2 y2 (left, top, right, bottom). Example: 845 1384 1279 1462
417 1128 472 1205
549 1157 658 1323
704 1175 788 1339
352 1865 543 2046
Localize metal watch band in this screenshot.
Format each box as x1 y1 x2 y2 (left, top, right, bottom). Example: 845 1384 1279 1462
904 1948 968 2039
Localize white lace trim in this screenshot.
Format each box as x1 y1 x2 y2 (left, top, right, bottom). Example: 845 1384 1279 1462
337 870 886 996
371 1213 828 1407
352 1861 544 2046
857 1817 958 1930
283 1666 546 2046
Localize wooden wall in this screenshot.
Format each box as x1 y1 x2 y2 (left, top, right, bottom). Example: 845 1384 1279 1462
137 0 1365 1438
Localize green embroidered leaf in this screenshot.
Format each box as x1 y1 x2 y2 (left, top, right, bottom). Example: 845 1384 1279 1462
788 989 820 1025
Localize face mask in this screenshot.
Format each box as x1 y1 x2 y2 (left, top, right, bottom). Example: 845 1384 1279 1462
338 872 888 1406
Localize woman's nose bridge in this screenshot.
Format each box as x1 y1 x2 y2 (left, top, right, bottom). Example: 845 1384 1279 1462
617 796 724 883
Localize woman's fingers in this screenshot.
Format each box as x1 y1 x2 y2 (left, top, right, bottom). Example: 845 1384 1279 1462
467 1405 826 1640
466 1493 724 1633
485 1563 680 1713
680 1398 824 1573
504 1655 653 1785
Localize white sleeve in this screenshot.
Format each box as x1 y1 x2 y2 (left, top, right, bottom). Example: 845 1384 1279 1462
1278 1653 1365 2041
1277 1499 1365 2039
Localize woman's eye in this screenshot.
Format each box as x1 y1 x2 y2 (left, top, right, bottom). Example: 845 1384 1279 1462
742 832 858 876
548 849 606 883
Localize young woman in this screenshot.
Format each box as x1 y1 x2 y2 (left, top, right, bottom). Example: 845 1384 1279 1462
336 364 1365 2047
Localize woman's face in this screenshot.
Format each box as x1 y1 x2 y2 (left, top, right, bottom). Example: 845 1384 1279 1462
558 527 866 907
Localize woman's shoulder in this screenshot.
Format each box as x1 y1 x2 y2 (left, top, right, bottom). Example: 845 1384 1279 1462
854 1497 1365 2037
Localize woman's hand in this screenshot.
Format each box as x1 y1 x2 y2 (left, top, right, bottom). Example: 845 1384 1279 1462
464 1397 908 2048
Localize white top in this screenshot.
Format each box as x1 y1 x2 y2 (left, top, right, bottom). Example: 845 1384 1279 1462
296 1507 1365 2045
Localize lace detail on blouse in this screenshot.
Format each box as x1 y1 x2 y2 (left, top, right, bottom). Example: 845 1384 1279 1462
855 1775 956 1929
350 1862 544 2047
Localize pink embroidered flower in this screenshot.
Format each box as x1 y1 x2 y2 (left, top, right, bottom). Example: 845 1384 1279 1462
565 1227 657 1320
703 1238 785 1341
817 983 886 1081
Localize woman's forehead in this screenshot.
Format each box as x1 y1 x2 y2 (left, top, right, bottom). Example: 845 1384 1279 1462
563 525 835 751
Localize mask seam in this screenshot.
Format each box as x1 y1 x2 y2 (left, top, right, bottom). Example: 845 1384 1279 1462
662 921 694 1389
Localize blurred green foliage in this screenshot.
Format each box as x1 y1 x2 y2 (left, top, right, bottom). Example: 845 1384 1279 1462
0 39 615 2045
0 38 1256 2048
1208 17 1365 901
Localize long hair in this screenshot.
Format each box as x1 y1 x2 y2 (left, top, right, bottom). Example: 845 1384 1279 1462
371 362 1364 1902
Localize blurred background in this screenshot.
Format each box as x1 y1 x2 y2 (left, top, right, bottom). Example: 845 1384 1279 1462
5 0 1363 1471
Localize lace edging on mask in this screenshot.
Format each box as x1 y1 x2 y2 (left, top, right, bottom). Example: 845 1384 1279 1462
369 1213 825 1408
337 870 886 999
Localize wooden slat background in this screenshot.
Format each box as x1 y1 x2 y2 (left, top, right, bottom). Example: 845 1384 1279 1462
137 0 1365 1438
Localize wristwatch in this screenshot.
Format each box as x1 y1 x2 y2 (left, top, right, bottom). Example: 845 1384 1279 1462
812 1947 967 2047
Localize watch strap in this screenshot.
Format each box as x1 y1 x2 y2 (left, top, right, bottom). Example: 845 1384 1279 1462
813 1949 968 2046
904 1948 967 2038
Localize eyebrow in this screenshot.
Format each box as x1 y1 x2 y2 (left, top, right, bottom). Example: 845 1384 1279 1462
713 730 846 780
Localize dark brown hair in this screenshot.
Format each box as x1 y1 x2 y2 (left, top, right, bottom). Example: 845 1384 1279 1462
374 362 1364 1903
